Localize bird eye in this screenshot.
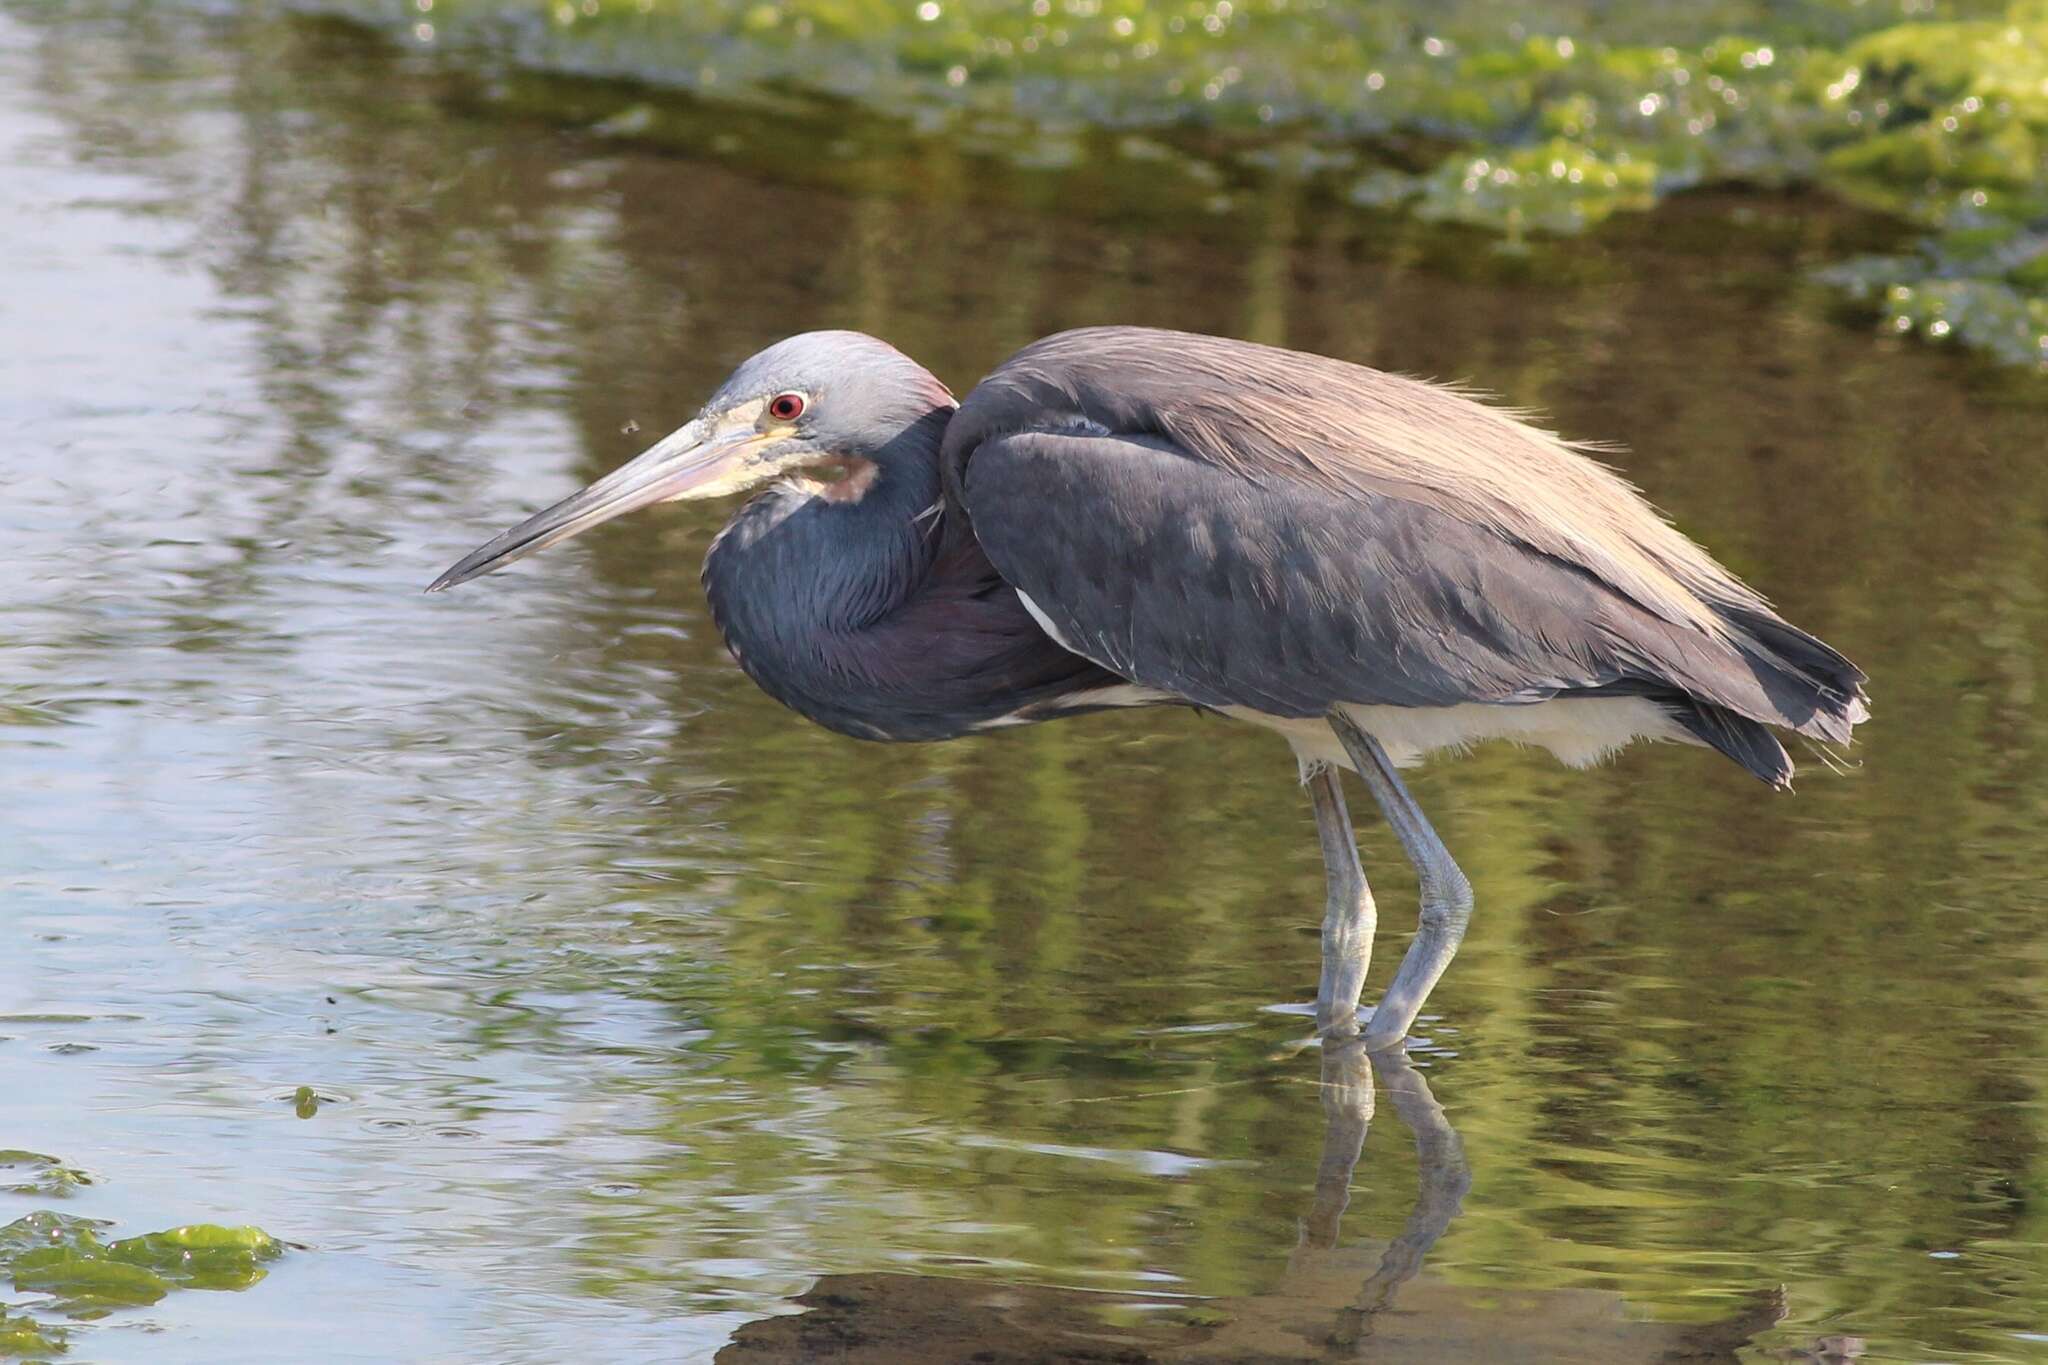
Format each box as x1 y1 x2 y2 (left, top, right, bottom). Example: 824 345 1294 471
768 392 806 422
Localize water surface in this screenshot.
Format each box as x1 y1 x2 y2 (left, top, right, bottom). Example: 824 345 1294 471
3 5 2048 1361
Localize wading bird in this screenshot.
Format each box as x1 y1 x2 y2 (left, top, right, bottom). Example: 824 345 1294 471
430 328 1868 1049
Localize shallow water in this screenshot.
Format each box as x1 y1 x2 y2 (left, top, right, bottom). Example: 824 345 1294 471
3 4 2048 1362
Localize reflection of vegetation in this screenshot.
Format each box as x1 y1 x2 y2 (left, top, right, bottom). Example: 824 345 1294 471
13 5 2048 1361
254 0 2047 366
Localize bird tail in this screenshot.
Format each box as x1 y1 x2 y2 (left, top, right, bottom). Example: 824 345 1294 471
1646 600 1868 788
1599 592 1868 787
1716 603 1870 745
1666 699 1795 789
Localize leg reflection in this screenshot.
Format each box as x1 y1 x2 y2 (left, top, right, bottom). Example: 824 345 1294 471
1301 1039 1472 1352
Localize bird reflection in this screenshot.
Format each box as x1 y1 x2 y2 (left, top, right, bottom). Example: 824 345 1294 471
1180 1039 1472 1362
1302 1039 1470 1353
718 1045 1785 1363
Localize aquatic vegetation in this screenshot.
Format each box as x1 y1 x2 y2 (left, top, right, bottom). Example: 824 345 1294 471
1817 7 2048 365
0 1211 281 1347
261 0 2046 368
0 1308 65 1359
1357 138 1659 239
1820 229 2048 368
0 1155 91 1201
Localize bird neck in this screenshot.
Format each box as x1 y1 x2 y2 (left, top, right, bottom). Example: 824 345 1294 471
700 408 952 730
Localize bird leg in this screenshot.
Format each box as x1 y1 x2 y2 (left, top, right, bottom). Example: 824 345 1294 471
1305 761 1375 1039
1327 712 1473 1051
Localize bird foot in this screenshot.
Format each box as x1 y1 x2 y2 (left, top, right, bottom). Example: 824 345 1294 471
1266 1021 1406 1061
1315 1005 1367 1041
1265 1004 1406 1060
1359 1025 1409 1053
1263 1006 1360 1062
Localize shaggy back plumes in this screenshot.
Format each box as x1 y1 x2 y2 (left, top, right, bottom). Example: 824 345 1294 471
985 330 1756 630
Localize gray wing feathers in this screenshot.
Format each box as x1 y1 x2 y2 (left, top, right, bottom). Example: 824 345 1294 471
964 431 1832 735
943 327 1869 778
948 327 1860 692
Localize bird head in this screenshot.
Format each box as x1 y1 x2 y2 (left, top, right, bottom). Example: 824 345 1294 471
427 331 953 592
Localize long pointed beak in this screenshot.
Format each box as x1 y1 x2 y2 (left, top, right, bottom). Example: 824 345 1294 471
427 420 762 592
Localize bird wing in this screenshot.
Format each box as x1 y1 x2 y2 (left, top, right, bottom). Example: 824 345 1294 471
957 427 1741 714
942 327 1867 753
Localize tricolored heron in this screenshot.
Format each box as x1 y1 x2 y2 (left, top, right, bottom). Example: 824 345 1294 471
430 327 1869 1049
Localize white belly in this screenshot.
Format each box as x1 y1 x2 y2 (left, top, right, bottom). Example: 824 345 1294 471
1013 590 1690 770
1230 698 1691 773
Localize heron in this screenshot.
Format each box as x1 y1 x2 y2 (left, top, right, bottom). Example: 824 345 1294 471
429 327 1869 1050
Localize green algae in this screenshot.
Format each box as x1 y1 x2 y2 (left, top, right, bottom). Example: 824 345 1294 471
1820 228 2048 367
0 1214 107 1260
0 1155 91 1201
11 1253 169 1313
0 1211 282 1346
255 0 2046 369
1815 6 2048 365
102 1224 284 1292
1362 138 1660 239
0 1308 65 1360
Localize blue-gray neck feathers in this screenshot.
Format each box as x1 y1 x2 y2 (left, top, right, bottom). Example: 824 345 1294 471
699 361 1112 742
702 406 947 732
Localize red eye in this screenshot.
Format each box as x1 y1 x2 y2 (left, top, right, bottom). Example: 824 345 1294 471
768 392 806 421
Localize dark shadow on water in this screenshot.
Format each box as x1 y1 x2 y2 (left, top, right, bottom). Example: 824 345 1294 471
717 1043 1786 1364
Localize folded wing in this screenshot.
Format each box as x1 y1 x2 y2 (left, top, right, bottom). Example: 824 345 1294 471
943 328 1868 784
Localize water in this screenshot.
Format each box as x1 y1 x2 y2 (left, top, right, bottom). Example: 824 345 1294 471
3 4 2047 1362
